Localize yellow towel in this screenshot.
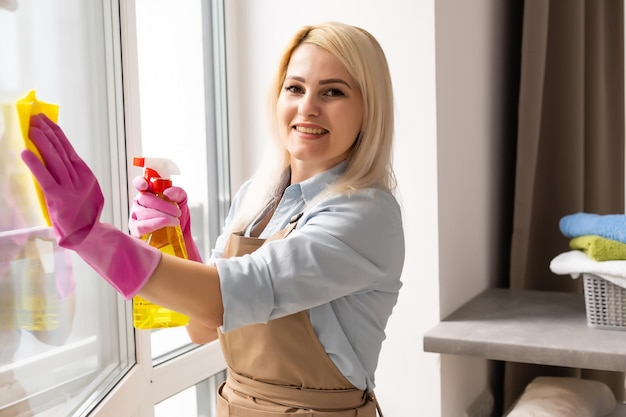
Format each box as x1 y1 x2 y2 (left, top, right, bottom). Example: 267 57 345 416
569 235 626 261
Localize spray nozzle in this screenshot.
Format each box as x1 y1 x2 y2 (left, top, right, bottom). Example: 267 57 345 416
133 157 181 194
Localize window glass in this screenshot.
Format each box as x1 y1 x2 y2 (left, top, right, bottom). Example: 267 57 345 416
155 370 227 417
0 1 134 415
134 0 213 362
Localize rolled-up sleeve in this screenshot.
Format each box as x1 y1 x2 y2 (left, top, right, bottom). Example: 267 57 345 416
216 188 404 332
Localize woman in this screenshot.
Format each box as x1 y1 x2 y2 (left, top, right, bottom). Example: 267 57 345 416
22 22 404 416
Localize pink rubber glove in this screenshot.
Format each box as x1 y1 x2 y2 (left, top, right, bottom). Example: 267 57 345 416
20 114 161 299
129 177 181 237
129 176 203 262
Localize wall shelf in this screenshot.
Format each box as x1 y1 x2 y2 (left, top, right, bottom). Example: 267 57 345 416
423 288 626 372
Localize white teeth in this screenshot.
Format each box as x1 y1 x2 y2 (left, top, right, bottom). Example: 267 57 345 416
295 126 327 135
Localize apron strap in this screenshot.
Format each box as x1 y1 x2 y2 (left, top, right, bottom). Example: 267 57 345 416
368 391 384 417
263 212 303 243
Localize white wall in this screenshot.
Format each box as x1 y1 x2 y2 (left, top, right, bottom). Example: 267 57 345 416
436 1 509 314
224 1 442 416
435 1 512 416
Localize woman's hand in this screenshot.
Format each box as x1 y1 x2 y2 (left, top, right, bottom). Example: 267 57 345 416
129 176 182 237
21 114 163 299
129 177 203 262
21 114 104 249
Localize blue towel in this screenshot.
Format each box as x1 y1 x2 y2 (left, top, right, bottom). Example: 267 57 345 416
559 212 626 243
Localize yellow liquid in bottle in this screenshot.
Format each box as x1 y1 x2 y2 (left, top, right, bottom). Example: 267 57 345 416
133 225 190 329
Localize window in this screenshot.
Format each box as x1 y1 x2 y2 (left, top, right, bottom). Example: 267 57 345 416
0 0 229 415
133 0 228 365
0 1 134 415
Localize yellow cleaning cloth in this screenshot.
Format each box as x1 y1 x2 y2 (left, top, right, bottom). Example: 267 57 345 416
15 90 59 227
1 101 45 229
569 234 626 261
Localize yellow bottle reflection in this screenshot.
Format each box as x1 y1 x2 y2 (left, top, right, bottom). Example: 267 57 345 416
14 237 59 331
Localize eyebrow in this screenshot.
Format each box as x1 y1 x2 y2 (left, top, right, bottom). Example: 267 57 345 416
285 75 353 89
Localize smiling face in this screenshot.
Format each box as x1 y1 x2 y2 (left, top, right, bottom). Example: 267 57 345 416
276 43 364 183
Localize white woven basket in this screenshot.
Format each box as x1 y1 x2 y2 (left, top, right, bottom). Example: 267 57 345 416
582 273 626 330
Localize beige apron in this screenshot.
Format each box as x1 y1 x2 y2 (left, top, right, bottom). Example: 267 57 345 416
216 215 382 416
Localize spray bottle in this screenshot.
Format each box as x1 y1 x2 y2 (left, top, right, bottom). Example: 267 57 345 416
132 157 190 329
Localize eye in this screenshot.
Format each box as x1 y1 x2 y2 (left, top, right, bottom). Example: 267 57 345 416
284 85 304 94
323 88 345 97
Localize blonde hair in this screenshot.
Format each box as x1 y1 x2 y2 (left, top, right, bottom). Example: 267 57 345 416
228 22 396 232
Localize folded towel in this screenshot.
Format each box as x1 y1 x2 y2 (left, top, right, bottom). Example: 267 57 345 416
550 250 626 289
560 212 626 243
506 377 616 417
569 235 626 261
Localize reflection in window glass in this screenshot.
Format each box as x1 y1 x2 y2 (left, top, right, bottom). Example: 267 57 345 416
155 370 227 417
0 1 133 415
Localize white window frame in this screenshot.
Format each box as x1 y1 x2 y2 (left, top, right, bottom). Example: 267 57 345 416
90 337 225 416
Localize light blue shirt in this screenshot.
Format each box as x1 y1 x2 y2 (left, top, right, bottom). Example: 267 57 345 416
211 162 404 391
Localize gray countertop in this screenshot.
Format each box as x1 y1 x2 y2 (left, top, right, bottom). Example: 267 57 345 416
423 288 626 372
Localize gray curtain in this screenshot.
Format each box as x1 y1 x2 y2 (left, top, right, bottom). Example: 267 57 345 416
505 0 625 410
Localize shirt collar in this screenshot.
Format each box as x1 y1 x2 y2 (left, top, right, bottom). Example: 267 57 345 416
294 161 347 204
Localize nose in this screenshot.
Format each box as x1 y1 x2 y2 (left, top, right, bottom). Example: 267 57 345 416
298 92 320 117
